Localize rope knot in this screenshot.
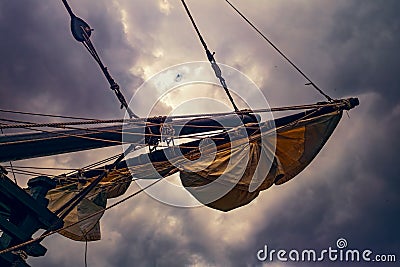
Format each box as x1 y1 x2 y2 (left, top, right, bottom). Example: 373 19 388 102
0 165 8 176
110 83 119 91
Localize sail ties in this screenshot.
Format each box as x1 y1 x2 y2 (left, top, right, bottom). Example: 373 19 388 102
180 0 239 112
53 144 136 220
145 116 175 152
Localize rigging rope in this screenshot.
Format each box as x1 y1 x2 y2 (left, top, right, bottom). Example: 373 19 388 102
180 0 239 112
3 168 60 178
61 0 138 119
0 108 97 121
0 100 352 130
3 166 87 171
223 0 333 102
0 123 126 146
0 102 358 255
1 128 17 184
54 144 135 219
84 237 88 267
0 100 356 151
61 153 123 179
0 178 162 256
0 118 142 141
0 119 225 149
0 118 129 129
0 99 355 158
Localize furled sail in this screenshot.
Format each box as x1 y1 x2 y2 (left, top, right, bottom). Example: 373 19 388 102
46 169 132 241
180 108 342 211
45 98 358 241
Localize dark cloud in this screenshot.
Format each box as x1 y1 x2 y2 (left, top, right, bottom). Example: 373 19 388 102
325 0 400 106
0 1 398 267
0 0 140 120
238 1 400 265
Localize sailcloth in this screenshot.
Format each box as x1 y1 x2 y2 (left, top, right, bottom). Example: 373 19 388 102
180 109 342 211
44 103 347 241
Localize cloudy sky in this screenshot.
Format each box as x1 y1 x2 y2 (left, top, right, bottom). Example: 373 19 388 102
0 0 399 266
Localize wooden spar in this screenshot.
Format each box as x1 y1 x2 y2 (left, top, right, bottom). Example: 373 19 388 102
0 114 259 162
0 169 63 266
71 99 360 181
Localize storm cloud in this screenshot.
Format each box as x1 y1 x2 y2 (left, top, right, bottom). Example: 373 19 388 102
0 1 398 266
